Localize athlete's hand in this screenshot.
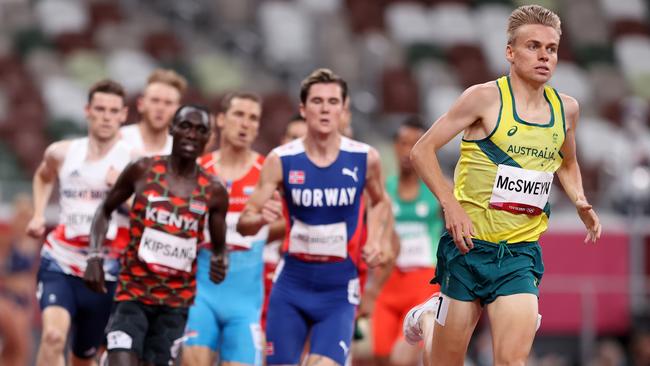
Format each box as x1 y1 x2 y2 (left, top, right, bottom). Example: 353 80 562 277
26 216 46 238
209 254 228 283
362 242 384 267
261 191 283 224
443 200 475 254
576 198 601 243
83 257 107 293
357 290 377 318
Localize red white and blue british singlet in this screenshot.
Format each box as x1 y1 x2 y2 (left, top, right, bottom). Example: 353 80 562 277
41 138 132 280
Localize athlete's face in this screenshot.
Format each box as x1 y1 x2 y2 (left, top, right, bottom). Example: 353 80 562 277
171 108 211 159
217 97 261 150
506 24 559 85
85 92 127 141
137 82 182 132
300 83 344 136
281 120 307 144
394 126 424 174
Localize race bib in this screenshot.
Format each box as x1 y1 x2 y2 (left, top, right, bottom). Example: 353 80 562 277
138 228 197 272
489 164 553 216
224 212 268 251
288 220 347 259
64 201 117 240
395 222 434 269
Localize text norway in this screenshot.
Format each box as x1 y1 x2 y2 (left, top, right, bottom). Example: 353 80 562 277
496 176 551 195
145 207 198 231
291 188 357 207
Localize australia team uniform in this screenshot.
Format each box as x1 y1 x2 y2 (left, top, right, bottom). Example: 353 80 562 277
434 76 566 305
185 154 268 365
266 137 368 366
106 156 213 365
37 137 131 358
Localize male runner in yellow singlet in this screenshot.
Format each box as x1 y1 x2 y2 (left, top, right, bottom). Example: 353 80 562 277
404 5 601 366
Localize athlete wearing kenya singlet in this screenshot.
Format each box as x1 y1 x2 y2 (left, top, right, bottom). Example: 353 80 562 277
84 105 228 366
455 76 565 244
114 156 212 307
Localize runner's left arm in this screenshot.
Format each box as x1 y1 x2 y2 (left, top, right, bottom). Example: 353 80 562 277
363 147 394 267
207 178 229 284
556 95 601 243
237 152 284 236
84 158 147 293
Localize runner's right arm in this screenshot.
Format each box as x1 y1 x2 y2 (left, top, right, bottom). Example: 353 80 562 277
84 158 148 293
410 83 498 253
237 152 283 236
26 141 69 238
206 178 229 283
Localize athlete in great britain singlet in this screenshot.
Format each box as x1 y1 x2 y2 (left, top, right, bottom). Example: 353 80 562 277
26 80 132 365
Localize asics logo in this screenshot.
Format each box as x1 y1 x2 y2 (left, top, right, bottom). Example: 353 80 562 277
507 126 518 136
342 167 358 183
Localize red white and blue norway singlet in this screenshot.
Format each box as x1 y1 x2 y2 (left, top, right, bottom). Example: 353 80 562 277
273 137 368 266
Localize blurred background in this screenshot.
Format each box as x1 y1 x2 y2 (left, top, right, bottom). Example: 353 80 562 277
0 0 649 364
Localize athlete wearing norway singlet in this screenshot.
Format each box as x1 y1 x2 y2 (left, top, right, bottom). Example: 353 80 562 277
185 153 268 364
433 75 566 304
37 137 132 356
372 176 442 357
266 137 367 366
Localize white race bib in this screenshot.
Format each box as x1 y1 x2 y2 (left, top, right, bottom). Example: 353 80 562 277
395 222 434 269
288 220 347 259
138 228 197 272
489 165 553 216
224 212 268 250
64 201 117 240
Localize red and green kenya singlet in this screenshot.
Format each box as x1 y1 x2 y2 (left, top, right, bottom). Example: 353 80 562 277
115 156 212 308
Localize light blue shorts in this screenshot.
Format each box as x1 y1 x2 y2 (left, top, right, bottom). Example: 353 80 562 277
185 248 264 365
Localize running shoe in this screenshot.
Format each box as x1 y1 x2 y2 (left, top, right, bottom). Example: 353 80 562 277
403 292 441 345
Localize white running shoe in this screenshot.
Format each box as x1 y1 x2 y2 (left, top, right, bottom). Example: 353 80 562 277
403 292 441 345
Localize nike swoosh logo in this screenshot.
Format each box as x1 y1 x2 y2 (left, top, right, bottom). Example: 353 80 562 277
148 196 169 202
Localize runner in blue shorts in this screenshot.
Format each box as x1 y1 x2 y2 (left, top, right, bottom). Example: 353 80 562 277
183 92 282 366
238 68 392 366
26 80 133 366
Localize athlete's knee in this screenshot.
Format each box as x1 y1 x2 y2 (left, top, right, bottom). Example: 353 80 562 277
41 327 67 352
492 358 527 366
493 347 530 366
70 355 95 366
